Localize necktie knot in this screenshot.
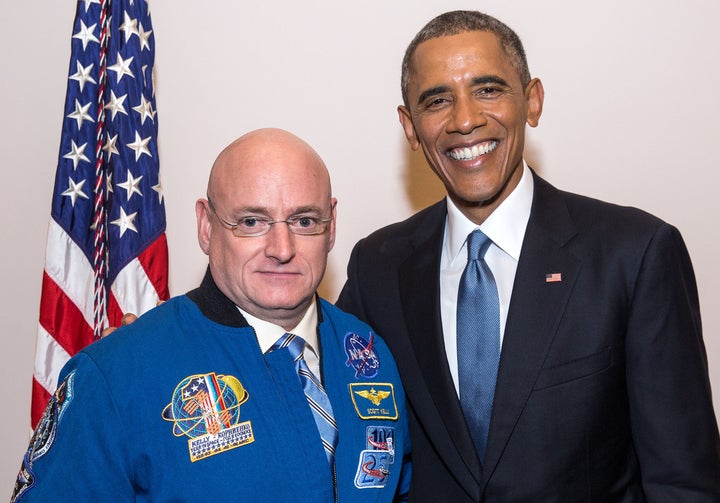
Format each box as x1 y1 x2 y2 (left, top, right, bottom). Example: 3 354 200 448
467 229 492 261
271 332 306 363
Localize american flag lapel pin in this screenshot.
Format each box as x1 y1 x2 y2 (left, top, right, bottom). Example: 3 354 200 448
545 272 562 283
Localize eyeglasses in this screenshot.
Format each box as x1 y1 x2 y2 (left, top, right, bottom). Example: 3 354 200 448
207 197 334 237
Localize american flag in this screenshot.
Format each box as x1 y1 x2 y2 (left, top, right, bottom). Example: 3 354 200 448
32 0 169 428
181 374 232 433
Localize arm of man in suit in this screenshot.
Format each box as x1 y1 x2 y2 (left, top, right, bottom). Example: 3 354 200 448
625 223 720 500
336 240 367 319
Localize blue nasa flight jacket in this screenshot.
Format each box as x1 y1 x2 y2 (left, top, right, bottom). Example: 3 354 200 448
14 272 411 502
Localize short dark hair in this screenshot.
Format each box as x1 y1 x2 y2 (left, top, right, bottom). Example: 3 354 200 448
401 10 531 107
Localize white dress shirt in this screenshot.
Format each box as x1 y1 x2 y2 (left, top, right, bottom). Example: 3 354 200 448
239 300 322 382
440 163 534 395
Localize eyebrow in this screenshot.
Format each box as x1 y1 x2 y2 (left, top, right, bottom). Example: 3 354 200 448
416 85 450 106
415 75 510 106
472 75 509 87
233 205 325 216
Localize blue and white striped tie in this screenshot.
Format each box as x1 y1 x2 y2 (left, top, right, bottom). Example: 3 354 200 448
271 333 338 467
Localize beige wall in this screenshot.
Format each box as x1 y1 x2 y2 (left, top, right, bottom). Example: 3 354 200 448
2 0 718 492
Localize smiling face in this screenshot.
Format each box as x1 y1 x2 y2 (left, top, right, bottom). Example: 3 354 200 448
398 30 543 224
196 129 336 330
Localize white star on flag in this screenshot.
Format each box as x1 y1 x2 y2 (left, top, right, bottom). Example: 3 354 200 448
138 23 153 51
63 140 90 169
126 131 152 160
152 181 164 204
120 11 139 41
72 20 99 50
80 0 100 12
61 178 89 206
118 171 144 200
111 207 139 237
105 91 128 120
108 53 135 83
132 95 156 124
67 99 94 129
69 61 96 92
102 133 120 158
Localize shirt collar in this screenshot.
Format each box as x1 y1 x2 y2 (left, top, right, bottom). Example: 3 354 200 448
446 163 534 263
240 300 319 356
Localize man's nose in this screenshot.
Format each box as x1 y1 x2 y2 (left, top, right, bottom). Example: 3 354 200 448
264 221 296 262
448 97 488 134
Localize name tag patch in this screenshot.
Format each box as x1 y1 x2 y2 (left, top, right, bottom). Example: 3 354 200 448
349 383 398 420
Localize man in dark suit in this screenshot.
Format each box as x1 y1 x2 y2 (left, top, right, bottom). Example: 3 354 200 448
336 10 720 501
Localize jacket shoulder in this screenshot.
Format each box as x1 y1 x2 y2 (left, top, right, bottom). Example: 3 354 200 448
534 174 671 242
320 298 374 333
354 200 446 257
78 296 192 364
319 299 394 351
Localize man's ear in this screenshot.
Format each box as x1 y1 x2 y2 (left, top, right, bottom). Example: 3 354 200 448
327 197 337 252
525 78 544 128
196 199 212 255
398 105 421 150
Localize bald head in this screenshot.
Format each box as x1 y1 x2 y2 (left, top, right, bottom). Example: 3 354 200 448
207 128 331 205
196 128 337 329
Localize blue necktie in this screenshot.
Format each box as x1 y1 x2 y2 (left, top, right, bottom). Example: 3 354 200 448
457 229 500 462
271 333 338 467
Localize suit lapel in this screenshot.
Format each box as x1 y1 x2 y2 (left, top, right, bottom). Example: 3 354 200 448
397 202 483 497
481 174 582 487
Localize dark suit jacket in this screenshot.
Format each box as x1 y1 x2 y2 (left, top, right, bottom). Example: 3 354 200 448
337 172 720 502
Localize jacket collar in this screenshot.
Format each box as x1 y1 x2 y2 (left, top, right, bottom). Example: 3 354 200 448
186 267 324 329
186 268 249 327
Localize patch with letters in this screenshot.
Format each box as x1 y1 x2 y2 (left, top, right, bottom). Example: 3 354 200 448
354 449 393 489
11 371 76 502
162 372 254 462
349 383 398 420
344 332 380 379
366 426 395 463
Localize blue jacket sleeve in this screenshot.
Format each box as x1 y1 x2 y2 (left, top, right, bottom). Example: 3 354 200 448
12 354 135 502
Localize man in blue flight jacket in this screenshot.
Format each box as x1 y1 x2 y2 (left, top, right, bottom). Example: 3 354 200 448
13 128 411 502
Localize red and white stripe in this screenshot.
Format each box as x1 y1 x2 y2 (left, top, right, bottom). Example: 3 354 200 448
31 219 168 428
